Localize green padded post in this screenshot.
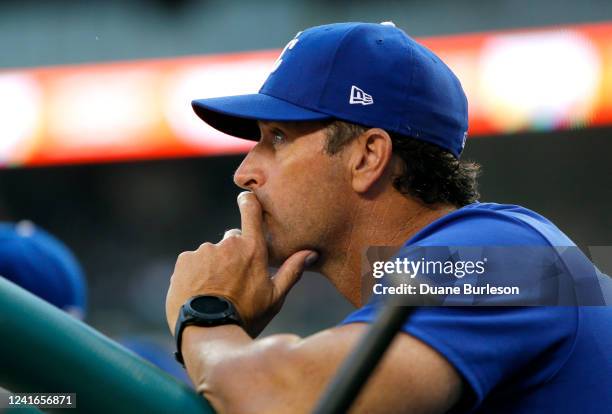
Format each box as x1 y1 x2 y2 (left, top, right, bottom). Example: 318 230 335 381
0 277 215 414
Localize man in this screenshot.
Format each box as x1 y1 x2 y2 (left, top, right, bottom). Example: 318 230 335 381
165 22 612 413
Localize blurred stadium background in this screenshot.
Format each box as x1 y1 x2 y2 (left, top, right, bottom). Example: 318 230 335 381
1 0 611 357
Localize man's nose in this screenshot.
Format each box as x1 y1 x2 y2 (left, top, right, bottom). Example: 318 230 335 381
233 151 266 190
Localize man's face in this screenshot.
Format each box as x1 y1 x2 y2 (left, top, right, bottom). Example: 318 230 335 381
233 121 352 266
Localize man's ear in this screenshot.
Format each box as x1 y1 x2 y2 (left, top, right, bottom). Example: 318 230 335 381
348 128 393 193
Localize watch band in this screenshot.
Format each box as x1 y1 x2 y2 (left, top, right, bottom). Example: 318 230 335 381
174 295 242 365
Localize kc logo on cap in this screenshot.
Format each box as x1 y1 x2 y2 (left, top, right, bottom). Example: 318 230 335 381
271 31 302 74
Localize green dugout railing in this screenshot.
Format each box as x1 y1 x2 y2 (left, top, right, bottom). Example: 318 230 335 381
0 277 215 414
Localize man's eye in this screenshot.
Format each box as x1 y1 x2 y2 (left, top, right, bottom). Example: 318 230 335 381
272 132 286 146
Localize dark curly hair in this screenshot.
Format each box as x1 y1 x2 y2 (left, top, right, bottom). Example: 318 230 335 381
324 120 481 207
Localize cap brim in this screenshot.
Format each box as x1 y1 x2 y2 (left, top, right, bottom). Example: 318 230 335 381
191 93 331 140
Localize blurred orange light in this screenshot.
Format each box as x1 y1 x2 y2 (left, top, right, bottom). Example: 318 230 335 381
0 22 611 168
0 73 42 166
478 30 600 132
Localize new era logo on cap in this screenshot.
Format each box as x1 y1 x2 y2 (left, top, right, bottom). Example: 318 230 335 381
349 85 373 106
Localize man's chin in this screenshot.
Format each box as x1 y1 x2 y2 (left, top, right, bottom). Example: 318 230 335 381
264 228 288 265
266 239 299 268
265 230 312 267
267 246 289 268
268 243 321 270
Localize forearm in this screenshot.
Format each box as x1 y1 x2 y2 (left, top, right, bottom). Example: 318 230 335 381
182 324 251 386
179 323 462 414
181 325 303 413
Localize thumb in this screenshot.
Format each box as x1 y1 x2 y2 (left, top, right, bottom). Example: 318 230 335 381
272 250 319 298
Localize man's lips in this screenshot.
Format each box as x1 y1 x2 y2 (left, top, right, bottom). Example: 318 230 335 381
251 193 269 219
249 192 274 234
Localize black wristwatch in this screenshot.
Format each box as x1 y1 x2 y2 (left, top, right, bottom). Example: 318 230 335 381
174 295 243 365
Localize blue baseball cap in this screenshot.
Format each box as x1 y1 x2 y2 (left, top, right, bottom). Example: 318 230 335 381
0 221 87 319
192 22 469 157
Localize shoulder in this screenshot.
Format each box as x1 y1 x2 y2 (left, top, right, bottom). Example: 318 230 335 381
409 202 572 246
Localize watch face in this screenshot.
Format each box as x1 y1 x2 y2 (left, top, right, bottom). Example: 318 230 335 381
189 296 231 318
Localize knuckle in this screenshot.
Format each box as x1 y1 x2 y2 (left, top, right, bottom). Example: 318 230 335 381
223 228 242 239
221 234 240 247
227 234 241 242
197 242 214 251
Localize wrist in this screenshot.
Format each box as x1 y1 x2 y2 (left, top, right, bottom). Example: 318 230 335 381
174 295 243 366
182 324 245 343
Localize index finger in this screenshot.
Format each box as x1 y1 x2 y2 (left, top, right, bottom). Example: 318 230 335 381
237 191 265 242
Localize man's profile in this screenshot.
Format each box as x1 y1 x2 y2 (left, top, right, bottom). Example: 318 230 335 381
165 22 612 413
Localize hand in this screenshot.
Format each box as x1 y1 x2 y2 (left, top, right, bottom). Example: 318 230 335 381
165 191 318 338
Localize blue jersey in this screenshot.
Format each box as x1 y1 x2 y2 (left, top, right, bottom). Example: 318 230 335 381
341 202 612 413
